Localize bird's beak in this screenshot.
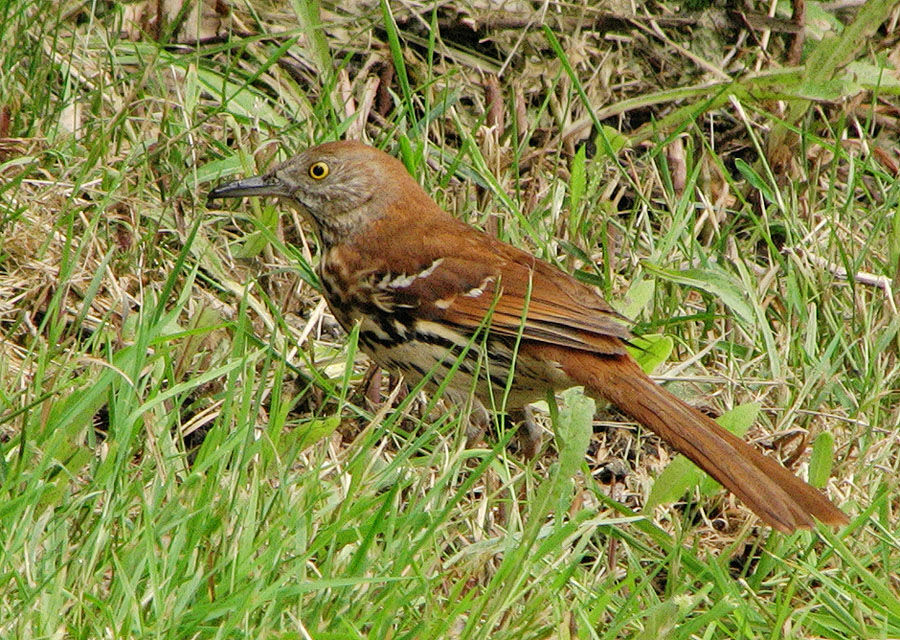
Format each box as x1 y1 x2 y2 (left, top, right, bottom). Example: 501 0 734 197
207 175 290 203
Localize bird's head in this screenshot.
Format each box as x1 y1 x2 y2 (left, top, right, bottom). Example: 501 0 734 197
208 140 416 245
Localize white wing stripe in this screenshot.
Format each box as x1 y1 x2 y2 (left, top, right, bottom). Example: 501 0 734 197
384 258 445 289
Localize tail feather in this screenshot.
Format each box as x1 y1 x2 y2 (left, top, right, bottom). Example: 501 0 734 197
557 350 847 533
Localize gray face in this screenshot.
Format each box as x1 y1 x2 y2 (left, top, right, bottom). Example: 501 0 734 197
208 141 405 246
268 149 378 223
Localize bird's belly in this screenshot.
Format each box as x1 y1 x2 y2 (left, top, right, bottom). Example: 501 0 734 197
322 284 572 407
352 311 562 409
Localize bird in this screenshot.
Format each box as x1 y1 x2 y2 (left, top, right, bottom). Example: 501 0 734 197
207 139 847 533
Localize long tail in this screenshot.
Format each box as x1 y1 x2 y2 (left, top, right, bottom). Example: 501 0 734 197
554 349 847 533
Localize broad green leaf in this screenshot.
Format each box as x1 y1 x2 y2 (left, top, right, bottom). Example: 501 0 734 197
809 431 836 488
844 60 900 93
556 388 595 479
644 262 757 328
569 144 586 214
615 278 655 319
734 158 775 203
627 334 674 375
634 602 679 640
295 415 342 451
598 125 629 155
196 154 251 185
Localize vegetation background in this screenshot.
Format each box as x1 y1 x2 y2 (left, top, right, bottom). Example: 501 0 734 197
1 0 898 637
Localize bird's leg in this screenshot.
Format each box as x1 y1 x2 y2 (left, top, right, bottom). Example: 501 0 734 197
438 389 490 449
511 406 542 458
464 399 491 449
461 400 542 458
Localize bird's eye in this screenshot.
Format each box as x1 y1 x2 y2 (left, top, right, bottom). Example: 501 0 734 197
308 161 329 180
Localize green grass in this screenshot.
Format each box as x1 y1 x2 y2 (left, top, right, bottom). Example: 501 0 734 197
1 0 898 638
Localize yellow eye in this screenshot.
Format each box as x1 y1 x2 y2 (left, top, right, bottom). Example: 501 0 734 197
308 161 329 180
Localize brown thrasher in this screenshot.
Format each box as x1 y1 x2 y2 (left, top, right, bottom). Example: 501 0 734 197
208 140 847 533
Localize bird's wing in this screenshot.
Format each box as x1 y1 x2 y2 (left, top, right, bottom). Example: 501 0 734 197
351 219 631 356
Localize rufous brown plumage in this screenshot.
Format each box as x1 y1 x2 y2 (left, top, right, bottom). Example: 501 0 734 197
208 140 847 533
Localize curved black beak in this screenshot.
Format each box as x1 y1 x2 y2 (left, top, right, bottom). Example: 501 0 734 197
207 175 289 204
